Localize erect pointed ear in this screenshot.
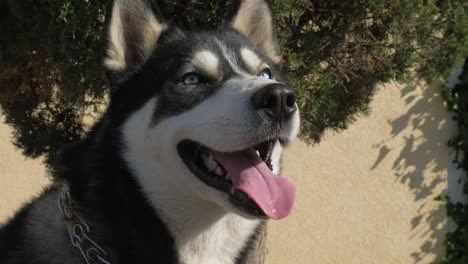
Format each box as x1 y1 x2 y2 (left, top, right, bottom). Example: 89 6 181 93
104 0 167 73
231 0 280 64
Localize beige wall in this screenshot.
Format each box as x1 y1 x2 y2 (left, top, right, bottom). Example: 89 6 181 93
0 115 50 222
267 80 449 263
0 79 451 263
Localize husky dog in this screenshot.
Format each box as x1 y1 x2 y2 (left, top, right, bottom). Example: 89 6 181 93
0 0 300 263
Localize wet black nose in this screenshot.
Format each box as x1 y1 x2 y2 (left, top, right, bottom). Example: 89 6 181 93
251 83 297 121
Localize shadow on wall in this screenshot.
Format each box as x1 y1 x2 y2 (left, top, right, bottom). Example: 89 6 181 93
371 79 448 263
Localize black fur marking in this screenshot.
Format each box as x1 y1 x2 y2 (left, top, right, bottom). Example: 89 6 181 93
0 195 36 263
58 125 180 263
1 126 180 263
235 222 266 264
0 187 84 264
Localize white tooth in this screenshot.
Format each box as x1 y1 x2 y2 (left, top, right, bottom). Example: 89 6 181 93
256 150 260 156
215 166 224 176
203 153 218 171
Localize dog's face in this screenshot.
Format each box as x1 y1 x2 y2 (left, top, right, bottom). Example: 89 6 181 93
105 0 300 220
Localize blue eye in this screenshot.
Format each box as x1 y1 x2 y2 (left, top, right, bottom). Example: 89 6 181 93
182 73 201 85
259 69 272 79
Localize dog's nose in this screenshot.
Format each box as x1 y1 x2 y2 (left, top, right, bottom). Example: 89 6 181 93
251 83 297 121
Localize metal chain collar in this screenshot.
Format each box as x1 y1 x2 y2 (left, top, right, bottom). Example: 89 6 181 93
58 185 112 264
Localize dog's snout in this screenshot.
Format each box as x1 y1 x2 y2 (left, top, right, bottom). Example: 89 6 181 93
251 83 297 121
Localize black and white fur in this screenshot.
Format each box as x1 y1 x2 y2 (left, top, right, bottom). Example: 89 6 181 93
0 0 300 263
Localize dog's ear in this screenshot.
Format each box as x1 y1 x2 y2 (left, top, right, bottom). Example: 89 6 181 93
104 0 167 73
231 0 280 64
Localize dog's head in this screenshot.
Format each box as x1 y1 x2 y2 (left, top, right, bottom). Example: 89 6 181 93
104 0 300 220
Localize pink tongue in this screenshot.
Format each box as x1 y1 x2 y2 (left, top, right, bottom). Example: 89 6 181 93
213 149 295 219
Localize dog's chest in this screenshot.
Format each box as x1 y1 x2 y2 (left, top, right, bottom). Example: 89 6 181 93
176 214 259 264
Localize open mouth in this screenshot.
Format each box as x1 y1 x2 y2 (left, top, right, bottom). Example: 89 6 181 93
177 139 295 219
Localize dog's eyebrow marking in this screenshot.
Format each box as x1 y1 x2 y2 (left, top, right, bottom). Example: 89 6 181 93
241 48 264 72
192 50 220 78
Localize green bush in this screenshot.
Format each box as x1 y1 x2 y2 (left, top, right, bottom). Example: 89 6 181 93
440 58 468 264
0 0 467 169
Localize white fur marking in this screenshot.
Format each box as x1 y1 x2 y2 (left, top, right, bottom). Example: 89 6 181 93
270 140 283 175
192 50 220 77
241 48 264 72
105 2 126 71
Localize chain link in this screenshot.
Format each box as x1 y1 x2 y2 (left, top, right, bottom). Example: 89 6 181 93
58 185 112 264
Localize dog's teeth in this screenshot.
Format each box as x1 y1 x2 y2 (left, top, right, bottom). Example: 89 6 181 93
256 150 260 156
203 153 218 171
215 167 224 176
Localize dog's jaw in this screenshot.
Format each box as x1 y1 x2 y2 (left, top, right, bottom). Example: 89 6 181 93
121 97 263 264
